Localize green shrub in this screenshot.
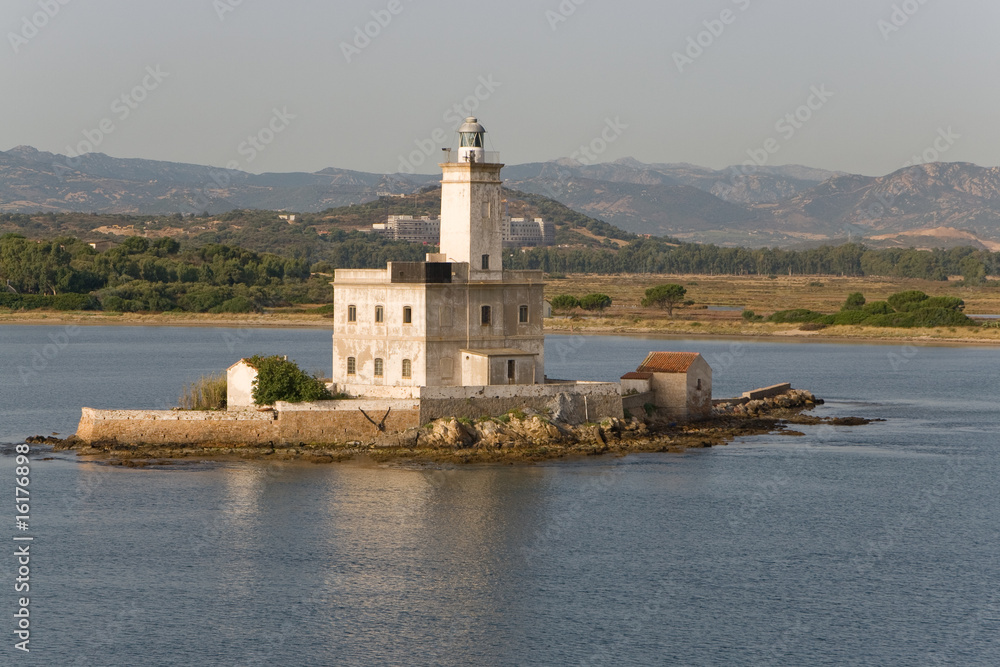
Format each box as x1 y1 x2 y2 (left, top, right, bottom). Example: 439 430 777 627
741 310 762 322
248 355 333 405
887 290 929 312
178 373 227 410
828 310 871 325
922 296 964 311
579 293 612 311
863 301 893 315
550 294 580 310
51 293 99 311
767 309 827 324
842 292 866 311
209 296 256 314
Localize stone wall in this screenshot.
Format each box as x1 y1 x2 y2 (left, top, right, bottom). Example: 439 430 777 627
742 383 791 401
418 382 623 424
76 383 623 447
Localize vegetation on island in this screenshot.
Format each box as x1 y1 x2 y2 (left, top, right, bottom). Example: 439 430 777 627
247 355 333 405
178 373 228 411
764 290 976 328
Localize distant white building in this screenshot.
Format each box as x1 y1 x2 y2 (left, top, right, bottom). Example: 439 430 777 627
373 213 554 247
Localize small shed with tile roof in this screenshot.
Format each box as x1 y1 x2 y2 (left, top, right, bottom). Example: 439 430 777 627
632 352 712 420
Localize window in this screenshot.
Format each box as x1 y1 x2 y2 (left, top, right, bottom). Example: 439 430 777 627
481 305 491 326
374 358 384 377
507 359 516 383
697 378 702 391
347 305 357 322
403 306 412 324
481 254 490 270
347 357 356 375
519 305 529 323
375 305 384 323
402 359 412 379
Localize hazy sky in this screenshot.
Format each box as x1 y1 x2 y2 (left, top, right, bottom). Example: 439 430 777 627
4 0 997 176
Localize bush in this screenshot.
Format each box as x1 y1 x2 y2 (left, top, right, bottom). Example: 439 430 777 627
51 293 99 311
922 296 964 311
799 322 828 331
887 290 929 312
767 309 827 324
843 292 866 311
863 301 893 315
550 294 580 310
828 310 871 325
209 296 256 314
579 293 612 311
741 310 762 322
178 373 227 410
248 355 333 405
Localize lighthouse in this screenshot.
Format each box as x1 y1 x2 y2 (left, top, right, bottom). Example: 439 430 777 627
439 117 503 282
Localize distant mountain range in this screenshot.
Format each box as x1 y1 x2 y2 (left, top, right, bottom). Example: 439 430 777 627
3 145 1000 250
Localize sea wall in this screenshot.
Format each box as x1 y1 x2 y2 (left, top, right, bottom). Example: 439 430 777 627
742 383 792 401
418 382 623 424
76 383 623 447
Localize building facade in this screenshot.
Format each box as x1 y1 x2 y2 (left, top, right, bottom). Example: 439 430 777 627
333 118 546 396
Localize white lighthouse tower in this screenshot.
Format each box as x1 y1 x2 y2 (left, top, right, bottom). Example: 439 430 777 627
439 117 503 282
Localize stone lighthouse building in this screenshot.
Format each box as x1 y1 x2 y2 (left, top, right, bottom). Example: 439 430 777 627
330 118 546 394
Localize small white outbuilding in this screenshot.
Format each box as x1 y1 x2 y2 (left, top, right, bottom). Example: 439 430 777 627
226 359 259 410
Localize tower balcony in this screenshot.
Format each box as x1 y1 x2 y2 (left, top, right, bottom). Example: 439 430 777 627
440 149 501 164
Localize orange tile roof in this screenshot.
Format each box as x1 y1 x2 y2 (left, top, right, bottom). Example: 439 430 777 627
636 352 702 374
620 371 653 380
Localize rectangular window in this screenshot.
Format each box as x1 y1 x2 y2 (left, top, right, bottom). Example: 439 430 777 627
375 305 384 323
403 306 412 324
481 305 491 326
374 358 384 377
519 305 529 323
402 359 412 379
481 254 489 270
347 305 357 322
507 359 516 382
347 357 356 375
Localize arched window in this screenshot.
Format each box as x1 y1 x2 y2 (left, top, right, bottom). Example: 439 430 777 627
347 357 356 375
347 305 357 322
402 359 412 379
403 306 412 324
375 305 384 323
374 358 384 377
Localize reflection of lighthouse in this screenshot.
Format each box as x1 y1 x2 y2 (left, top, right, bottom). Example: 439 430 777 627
439 117 503 282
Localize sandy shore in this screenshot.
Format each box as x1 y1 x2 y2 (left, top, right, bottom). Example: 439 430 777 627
3 310 998 346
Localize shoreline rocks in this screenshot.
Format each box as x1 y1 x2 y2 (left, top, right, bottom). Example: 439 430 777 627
28 389 875 466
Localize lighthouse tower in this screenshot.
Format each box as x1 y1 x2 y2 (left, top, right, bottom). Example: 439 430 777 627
439 117 503 282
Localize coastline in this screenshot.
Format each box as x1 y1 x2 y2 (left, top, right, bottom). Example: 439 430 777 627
3 309 1000 346
40 391 871 466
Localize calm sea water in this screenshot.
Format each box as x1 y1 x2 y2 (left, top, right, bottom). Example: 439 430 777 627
1 325 999 665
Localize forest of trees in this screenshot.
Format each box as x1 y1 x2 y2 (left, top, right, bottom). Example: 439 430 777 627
2 230 998 313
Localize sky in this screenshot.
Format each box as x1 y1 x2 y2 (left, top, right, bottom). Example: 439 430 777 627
3 0 998 177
